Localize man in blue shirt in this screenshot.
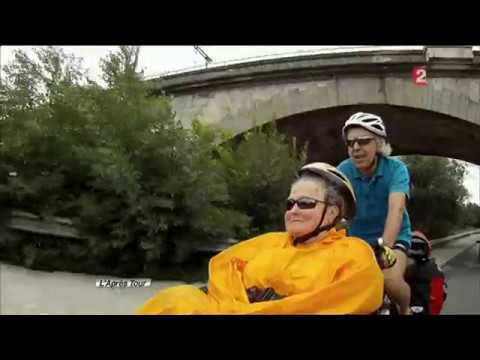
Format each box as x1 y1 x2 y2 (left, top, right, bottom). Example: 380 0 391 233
338 112 412 315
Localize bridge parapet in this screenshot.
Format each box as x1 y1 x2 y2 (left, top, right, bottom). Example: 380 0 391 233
149 47 480 94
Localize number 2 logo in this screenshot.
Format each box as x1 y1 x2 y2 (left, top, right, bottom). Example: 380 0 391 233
413 66 427 86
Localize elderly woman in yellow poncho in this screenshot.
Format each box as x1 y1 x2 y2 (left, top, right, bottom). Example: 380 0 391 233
137 162 384 315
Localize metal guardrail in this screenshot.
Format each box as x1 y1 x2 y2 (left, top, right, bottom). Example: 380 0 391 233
6 209 236 251
431 229 480 248
7 210 84 240
476 240 480 263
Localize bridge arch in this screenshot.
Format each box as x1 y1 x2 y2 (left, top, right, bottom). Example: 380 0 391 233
273 104 480 165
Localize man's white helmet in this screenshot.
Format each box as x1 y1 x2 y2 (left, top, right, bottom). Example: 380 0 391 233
342 112 387 139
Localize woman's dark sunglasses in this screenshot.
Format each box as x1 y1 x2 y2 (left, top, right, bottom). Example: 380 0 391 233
346 137 374 148
286 197 329 211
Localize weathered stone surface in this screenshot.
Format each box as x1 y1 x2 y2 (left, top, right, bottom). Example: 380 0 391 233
156 47 480 164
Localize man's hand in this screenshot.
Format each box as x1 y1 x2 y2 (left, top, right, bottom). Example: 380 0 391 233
374 244 398 269
382 246 397 269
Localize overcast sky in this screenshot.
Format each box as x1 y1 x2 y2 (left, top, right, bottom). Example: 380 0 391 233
1 45 479 204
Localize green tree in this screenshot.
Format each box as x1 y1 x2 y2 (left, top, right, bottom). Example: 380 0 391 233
0 47 90 216
218 124 308 236
0 46 250 277
458 202 480 229
402 155 469 238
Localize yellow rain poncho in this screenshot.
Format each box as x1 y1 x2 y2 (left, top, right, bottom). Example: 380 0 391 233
136 228 384 315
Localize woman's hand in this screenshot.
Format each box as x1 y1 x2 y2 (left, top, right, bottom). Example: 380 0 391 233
246 286 285 303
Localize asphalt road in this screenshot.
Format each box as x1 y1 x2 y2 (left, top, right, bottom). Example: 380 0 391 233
0 263 203 315
437 235 480 314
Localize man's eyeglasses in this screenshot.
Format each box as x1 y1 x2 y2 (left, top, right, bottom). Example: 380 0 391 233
286 197 330 211
346 137 375 148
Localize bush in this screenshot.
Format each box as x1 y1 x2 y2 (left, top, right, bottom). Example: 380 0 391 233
218 124 307 236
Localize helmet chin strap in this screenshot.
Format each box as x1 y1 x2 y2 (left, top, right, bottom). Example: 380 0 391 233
293 204 337 246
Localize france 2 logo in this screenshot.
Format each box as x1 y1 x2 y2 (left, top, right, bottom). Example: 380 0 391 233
412 66 427 86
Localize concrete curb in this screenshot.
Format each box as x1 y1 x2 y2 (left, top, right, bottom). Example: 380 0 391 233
431 229 480 248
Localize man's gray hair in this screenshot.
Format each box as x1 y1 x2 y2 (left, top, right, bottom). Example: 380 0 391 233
374 136 392 157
